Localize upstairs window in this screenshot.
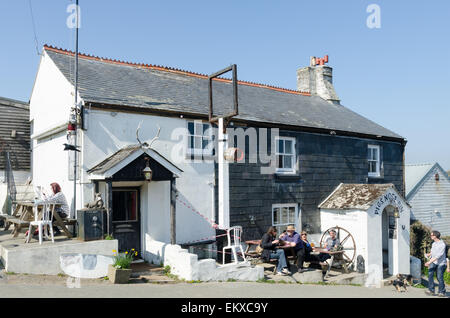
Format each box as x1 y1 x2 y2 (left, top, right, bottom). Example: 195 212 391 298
368 145 381 177
275 136 296 174
187 121 213 156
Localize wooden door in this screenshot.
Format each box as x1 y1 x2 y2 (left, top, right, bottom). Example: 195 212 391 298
112 188 141 253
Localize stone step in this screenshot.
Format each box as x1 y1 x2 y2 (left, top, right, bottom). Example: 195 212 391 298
324 271 366 285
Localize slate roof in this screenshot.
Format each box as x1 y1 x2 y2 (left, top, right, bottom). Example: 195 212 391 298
87 145 141 175
405 163 450 199
318 183 396 210
44 45 404 141
0 97 30 171
87 144 182 176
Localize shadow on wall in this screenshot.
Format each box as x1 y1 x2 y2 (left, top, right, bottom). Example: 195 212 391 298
175 192 216 244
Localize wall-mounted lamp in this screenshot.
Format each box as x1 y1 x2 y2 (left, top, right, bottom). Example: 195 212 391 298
143 157 153 182
393 210 400 218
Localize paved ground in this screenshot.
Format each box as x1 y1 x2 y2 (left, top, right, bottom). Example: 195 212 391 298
0 272 445 298
0 262 447 299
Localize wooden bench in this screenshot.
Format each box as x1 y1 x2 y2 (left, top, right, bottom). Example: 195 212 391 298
245 240 298 274
309 249 349 278
9 218 31 237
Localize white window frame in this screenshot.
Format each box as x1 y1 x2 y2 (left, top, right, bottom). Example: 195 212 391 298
368 144 381 177
275 136 297 174
272 203 300 234
186 120 213 157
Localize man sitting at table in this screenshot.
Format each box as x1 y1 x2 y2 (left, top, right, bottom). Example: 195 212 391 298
279 225 307 273
318 229 340 267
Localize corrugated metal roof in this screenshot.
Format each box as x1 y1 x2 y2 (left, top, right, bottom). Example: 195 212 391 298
319 183 395 210
44 46 404 141
0 97 30 171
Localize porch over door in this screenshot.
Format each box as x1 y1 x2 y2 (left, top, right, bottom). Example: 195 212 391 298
112 188 141 253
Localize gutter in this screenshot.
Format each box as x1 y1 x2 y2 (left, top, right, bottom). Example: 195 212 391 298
31 121 68 140
87 102 407 144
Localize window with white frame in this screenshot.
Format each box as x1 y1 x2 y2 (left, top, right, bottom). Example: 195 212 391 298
272 204 299 234
187 121 213 156
275 136 296 174
368 145 381 177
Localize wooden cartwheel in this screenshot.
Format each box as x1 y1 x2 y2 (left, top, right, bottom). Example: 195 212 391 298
319 226 357 273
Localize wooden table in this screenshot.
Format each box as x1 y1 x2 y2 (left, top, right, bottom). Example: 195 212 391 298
4 201 35 237
6 202 75 240
310 248 346 277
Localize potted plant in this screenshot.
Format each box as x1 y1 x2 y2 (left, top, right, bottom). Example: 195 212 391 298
108 248 138 284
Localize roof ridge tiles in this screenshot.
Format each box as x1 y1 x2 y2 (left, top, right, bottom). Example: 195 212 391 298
43 44 310 96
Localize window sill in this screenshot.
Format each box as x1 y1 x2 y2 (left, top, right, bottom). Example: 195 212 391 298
274 173 301 182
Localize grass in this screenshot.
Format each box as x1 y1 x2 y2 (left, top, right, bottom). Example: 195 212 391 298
412 283 426 289
5 272 17 275
162 265 183 281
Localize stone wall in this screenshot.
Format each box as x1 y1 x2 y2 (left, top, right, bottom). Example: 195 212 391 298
144 234 264 281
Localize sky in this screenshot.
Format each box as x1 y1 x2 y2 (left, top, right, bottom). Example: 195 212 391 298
0 0 449 170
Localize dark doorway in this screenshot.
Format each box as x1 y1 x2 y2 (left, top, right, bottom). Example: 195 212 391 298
112 188 141 253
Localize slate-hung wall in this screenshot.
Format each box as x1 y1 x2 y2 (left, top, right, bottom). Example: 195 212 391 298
227 128 404 240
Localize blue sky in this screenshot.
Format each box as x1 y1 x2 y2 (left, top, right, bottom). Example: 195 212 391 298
0 0 449 170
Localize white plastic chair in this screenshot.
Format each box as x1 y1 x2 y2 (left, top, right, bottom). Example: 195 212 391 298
222 226 246 264
26 202 55 244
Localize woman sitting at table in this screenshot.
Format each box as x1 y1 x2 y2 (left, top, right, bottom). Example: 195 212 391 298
44 182 70 234
300 231 319 263
260 226 291 275
25 182 69 237
317 229 340 266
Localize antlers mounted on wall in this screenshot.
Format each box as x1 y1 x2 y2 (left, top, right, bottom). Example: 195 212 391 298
136 121 161 150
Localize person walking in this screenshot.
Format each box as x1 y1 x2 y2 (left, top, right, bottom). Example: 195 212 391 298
425 230 447 297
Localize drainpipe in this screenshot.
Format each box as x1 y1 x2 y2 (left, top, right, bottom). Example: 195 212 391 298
218 118 230 229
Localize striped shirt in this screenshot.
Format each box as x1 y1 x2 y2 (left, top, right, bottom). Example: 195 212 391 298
42 192 70 217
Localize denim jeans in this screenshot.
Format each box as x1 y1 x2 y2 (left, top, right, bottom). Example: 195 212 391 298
270 249 288 272
428 263 447 294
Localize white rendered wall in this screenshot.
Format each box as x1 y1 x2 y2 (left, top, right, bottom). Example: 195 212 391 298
144 235 264 281
29 51 77 134
29 51 83 217
320 187 410 287
320 209 368 269
83 110 215 244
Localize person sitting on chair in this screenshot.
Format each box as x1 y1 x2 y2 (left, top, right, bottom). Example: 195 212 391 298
43 182 70 235
300 231 319 263
279 225 307 273
260 227 291 276
318 229 340 267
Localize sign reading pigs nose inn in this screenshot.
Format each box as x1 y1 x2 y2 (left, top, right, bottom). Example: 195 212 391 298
373 191 405 215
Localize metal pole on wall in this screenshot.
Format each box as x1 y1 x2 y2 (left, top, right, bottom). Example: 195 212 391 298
73 0 79 219
218 118 230 229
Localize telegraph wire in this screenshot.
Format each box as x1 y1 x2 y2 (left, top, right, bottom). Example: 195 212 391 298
28 0 41 56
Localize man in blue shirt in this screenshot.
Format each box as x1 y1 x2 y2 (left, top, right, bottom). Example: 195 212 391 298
279 225 307 273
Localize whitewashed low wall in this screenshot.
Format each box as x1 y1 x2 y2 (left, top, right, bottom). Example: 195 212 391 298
144 234 264 281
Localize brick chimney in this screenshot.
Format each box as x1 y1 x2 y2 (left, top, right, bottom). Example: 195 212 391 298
297 55 340 104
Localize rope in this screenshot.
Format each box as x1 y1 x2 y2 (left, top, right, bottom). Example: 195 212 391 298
176 196 219 229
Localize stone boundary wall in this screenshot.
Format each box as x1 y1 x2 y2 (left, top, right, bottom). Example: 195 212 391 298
144 234 263 281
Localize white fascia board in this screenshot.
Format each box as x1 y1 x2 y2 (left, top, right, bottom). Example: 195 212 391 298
146 148 182 178
31 121 68 140
87 148 182 180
